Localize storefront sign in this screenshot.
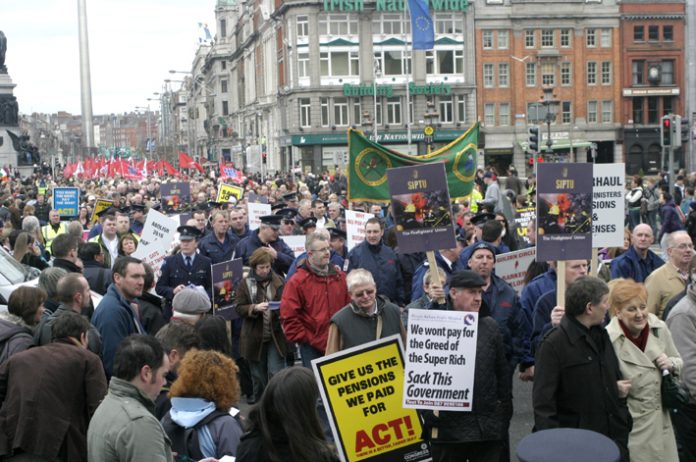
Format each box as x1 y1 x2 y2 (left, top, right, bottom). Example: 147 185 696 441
343 82 452 98
323 0 469 12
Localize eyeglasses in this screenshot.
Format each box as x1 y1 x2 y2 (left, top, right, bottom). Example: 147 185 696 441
309 246 330 253
353 288 376 298
671 243 694 251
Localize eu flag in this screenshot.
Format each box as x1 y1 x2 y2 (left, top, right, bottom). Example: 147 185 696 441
408 0 434 50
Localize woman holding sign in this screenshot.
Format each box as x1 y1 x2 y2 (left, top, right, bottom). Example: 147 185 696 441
235 248 288 404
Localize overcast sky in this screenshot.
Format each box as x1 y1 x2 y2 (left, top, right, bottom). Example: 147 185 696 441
3 0 215 116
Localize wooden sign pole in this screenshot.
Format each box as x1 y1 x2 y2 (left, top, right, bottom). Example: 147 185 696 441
590 248 599 278
556 260 566 308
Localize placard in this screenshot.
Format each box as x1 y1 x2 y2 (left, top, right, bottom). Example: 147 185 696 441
346 210 374 252
387 163 456 254
312 336 431 462
495 247 537 294
247 202 272 231
514 206 536 244
52 187 80 217
280 235 306 257
91 199 113 224
218 183 244 204
160 182 191 213
403 309 477 411
132 209 178 275
212 258 244 320
592 163 625 248
536 163 593 261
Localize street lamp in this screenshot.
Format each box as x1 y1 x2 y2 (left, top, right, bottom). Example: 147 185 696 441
135 105 153 160
540 87 560 156
373 58 382 139
424 100 440 154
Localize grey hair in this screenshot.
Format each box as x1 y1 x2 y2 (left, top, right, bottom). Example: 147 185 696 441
423 267 447 286
346 268 375 292
22 215 41 234
39 267 69 299
666 230 690 249
305 229 330 250
67 221 84 240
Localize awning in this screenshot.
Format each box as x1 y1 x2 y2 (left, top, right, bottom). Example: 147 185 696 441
518 139 593 151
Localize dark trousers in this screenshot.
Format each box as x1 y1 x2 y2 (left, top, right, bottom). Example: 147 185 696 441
671 402 696 462
431 441 502 462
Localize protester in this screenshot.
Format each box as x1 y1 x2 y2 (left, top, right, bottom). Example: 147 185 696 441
136 262 166 335
11 230 48 270
51 233 83 273
236 367 339 462
645 230 693 318
118 233 138 257
0 286 45 365
610 223 664 283
79 242 112 295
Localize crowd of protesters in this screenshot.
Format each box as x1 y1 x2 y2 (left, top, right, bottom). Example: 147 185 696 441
0 162 690 462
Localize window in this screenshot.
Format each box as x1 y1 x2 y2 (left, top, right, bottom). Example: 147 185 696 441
664 96 674 115
632 98 644 125
587 62 597 85
353 101 362 125
222 101 229 116
435 13 462 34
498 63 509 87
373 14 408 35
221 80 228 93
457 95 467 122
562 101 572 124
602 100 612 123
561 62 572 85
377 50 411 75
440 97 453 123
375 99 382 125
664 25 673 41
321 97 330 126
220 19 227 38
662 60 674 85
634 26 644 42
298 51 309 78
499 103 510 126
586 29 596 47
600 29 611 47
299 98 311 127
426 50 464 74
560 29 571 47
541 62 555 86
647 97 659 124
526 62 536 86
632 60 645 85
319 14 358 35
648 25 659 41
497 30 509 49
587 101 598 123
483 64 494 87
386 97 401 124
541 30 554 48
297 15 309 37
601 62 612 84
484 103 495 126
482 30 493 49
320 51 359 76
221 61 227 71
334 97 349 126
525 30 535 48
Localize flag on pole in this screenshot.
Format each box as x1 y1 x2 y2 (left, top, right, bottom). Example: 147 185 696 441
178 151 205 174
407 0 434 50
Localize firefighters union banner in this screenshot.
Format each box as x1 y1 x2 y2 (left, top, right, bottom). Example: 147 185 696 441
348 122 479 203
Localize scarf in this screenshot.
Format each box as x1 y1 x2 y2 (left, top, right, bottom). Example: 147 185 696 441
308 261 329 277
251 268 272 283
619 319 649 352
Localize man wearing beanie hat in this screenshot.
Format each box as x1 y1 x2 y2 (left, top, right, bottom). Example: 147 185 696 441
477 171 504 215
422 269 512 462
170 288 211 324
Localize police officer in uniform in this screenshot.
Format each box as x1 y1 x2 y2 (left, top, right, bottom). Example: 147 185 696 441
129 204 147 236
234 215 295 277
156 226 212 320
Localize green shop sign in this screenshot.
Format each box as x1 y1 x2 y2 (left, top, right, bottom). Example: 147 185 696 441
323 0 469 12
343 82 452 97
291 129 463 146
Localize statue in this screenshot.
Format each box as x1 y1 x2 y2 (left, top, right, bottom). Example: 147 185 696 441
0 31 6 73
0 96 18 125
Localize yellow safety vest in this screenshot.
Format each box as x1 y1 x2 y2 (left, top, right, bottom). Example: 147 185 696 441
41 222 69 252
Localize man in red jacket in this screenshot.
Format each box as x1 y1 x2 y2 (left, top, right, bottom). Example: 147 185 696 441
281 231 351 367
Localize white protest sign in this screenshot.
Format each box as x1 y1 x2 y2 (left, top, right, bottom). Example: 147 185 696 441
403 309 477 411
592 163 625 248
280 235 305 257
346 210 374 251
247 202 272 231
132 209 178 275
495 247 537 294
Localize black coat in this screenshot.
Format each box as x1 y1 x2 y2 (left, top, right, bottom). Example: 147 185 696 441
421 316 512 443
155 253 213 303
533 316 632 461
236 429 339 462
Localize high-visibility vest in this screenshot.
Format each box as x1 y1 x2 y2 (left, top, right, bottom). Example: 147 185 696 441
41 222 69 252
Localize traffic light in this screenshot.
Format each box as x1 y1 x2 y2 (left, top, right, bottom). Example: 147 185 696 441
528 126 540 153
262 152 267 164
677 115 689 145
661 115 673 147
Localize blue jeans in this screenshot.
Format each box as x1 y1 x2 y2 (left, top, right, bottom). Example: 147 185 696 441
248 341 286 401
628 207 642 230
299 343 323 369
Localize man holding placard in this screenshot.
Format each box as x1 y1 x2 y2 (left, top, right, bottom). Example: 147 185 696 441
423 270 511 462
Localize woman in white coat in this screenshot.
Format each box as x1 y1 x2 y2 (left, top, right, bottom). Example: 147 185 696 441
607 279 683 462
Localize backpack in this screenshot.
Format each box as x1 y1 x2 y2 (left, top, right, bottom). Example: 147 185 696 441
165 409 242 460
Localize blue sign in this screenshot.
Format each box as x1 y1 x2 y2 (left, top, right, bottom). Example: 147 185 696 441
52 187 80 217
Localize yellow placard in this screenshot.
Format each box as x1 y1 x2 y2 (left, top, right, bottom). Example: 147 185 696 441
91 199 114 224
313 336 430 462
217 183 244 203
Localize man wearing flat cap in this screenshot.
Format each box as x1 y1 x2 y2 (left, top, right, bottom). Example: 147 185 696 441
170 287 212 324
156 225 212 319
234 215 295 277
423 270 512 462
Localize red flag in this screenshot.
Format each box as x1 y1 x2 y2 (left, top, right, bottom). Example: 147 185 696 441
163 160 179 176
63 163 76 178
178 151 205 173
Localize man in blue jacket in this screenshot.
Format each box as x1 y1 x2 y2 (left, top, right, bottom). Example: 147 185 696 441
347 217 405 305
610 223 664 282
234 215 295 277
91 256 146 378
